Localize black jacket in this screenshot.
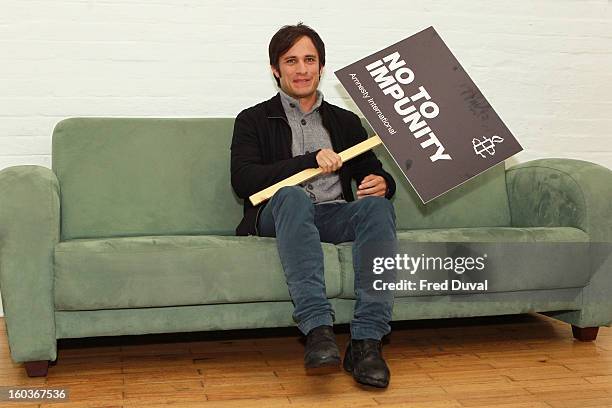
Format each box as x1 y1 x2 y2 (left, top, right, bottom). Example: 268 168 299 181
230 93 396 236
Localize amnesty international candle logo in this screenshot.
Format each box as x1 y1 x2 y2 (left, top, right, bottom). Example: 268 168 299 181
335 26 523 203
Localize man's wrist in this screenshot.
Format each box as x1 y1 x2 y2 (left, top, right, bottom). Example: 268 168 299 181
305 149 321 168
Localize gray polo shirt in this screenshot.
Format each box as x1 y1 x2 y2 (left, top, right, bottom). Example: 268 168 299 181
279 89 346 204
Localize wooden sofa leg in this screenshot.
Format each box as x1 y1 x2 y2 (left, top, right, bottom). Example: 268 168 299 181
24 360 49 377
572 325 599 342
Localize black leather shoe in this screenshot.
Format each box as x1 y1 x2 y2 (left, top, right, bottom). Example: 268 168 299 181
343 338 390 388
304 325 341 370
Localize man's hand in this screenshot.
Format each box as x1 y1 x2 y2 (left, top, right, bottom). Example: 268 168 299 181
357 174 387 198
316 148 342 174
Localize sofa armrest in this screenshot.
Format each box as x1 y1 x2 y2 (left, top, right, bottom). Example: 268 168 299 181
0 165 60 363
506 158 612 328
505 158 612 242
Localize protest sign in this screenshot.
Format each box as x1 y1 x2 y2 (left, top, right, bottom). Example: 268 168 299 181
335 26 523 202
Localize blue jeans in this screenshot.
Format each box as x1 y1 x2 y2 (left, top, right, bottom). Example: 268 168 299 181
257 186 397 340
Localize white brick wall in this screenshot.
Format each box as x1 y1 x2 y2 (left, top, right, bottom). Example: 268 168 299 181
0 0 610 316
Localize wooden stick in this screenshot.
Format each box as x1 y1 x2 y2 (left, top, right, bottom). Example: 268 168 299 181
249 135 383 206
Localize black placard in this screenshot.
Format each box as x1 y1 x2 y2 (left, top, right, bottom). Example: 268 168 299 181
335 26 523 203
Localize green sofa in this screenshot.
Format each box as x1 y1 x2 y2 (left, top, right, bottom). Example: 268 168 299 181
1 118 611 377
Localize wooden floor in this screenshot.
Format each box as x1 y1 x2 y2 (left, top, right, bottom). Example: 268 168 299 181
1 314 611 408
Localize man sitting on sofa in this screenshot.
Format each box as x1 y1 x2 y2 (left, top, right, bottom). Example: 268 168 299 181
230 22 398 388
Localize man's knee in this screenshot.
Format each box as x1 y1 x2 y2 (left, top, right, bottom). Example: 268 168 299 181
358 196 395 219
270 186 313 211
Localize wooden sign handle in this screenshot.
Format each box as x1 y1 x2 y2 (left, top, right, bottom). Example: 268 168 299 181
249 135 383 206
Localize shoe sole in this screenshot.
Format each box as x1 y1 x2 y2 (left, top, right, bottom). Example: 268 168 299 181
354 377 389 388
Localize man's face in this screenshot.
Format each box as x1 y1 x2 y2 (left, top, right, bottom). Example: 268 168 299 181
271 36 323 100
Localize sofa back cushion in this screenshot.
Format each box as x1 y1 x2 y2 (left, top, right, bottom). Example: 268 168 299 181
53 118 243 240
360 119 511 229
52 117 511 240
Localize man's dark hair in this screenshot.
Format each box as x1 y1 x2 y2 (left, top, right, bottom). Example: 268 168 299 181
268 22 326 86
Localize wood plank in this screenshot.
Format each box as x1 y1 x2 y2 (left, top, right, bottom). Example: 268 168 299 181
456 394 551 407
545 396 612 408
248 135 382 205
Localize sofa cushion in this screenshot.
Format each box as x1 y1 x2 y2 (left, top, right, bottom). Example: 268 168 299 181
54 235 342 311
360 119 511 229
52 118 243 240
338 227 591 299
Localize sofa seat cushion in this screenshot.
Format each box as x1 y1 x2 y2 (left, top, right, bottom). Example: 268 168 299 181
338 227 591 299
54 235 342 311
